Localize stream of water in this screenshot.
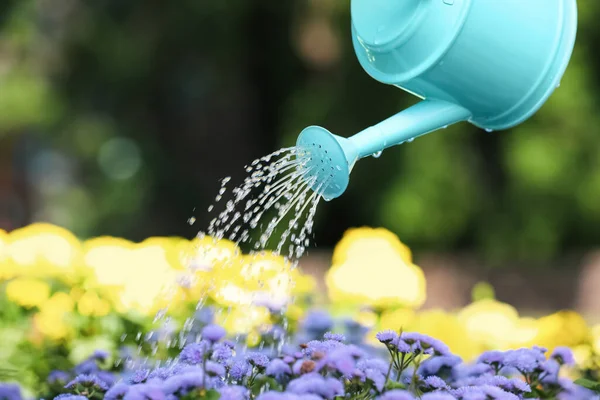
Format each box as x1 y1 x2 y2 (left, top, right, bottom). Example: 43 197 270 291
125 146 327 370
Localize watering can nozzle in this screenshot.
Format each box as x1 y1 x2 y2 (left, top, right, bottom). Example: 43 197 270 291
296 99 472 200
296 126 357 201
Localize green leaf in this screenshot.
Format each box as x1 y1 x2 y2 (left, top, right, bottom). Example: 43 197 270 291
203 389 221 400
574 378 600 392
385 381 406 391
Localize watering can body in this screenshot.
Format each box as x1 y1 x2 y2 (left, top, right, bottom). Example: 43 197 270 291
352 0 578 130
297 0 578 200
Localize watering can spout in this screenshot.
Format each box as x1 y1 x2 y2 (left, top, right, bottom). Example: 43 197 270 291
296 99 471 201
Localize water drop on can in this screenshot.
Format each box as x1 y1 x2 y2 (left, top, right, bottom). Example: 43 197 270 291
372 151 383 158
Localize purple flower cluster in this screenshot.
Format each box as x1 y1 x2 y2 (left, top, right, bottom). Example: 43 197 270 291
26 309 597 400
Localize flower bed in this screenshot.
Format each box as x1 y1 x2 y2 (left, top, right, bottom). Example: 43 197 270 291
1 224 600 399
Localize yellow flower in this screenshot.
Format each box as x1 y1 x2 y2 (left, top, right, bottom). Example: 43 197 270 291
411 310 480 360
212 253 304 310
379 308 416 331
83 237 181 315
7 223 81 279
325 227 425 309
5 278 50 308
458 299 521 350
216 306 270 334
0 229 14 281
534 311 590 350
34 292 75 340
77 291 111 317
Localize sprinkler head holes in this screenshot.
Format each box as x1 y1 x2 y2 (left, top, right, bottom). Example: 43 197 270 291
296 126 351 201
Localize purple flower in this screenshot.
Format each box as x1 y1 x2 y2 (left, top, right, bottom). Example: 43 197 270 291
452 362 493 380
266 359 292 379
0 384 22 400
365 369 386 392
128 369 150 384
195 307 215 325
376 330 398 344
54 395 88 400
302 311 333 334
206 361 226 377
74 359 99 375
283 356 295 364
219 385 248 400
419 355 462 377
377 390 415 400
317 347 357 376
540 359 560 384
65 374 109 391
246 352 270 368
465 375 531 394
422 376 449 390
392 338 412 353
303 340 344 357
48 370 70 384
287 373 344 399
477 351 505 368
148 368 174 381
98 371 116 387
478 385 520 400
123 382 165 400
551 346 575 366
357 358 389 375
400 333 449 356
421 394 456 400
180 341 211 365
212 343 234 363
92 350 110 361
105 382 130 400
202 324 227 342
229 361 251 381
323 332 346 342
256 392 320 400
163 371 206 395
502 348 545 374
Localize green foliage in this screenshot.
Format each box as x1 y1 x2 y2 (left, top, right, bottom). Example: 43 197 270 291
1 0 600 263
575 378 600 393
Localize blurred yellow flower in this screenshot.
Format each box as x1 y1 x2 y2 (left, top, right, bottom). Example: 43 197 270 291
5 278 50 308
83 237 181 315
534 311 590 350
212 252 311 310
458 299 521 350
379 308 416 331
77 291 111 317
6 223 81 278
34 292 75 340
325 227 425 309
0 229 14 281
216 306 270 334
411 309 480 360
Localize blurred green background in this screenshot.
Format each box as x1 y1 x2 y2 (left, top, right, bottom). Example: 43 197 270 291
1 0 599 265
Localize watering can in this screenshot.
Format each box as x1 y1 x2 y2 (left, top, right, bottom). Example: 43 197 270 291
297 0 578 201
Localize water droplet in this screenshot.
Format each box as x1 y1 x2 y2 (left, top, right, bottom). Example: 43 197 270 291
442 125 448 129
372 151 383 158
187 217 196 225
407 138 415 143
485 128 494 133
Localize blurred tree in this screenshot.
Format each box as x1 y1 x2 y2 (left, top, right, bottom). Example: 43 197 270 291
0 0 599 264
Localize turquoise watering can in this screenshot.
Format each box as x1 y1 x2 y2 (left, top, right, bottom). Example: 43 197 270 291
297 0 578 201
